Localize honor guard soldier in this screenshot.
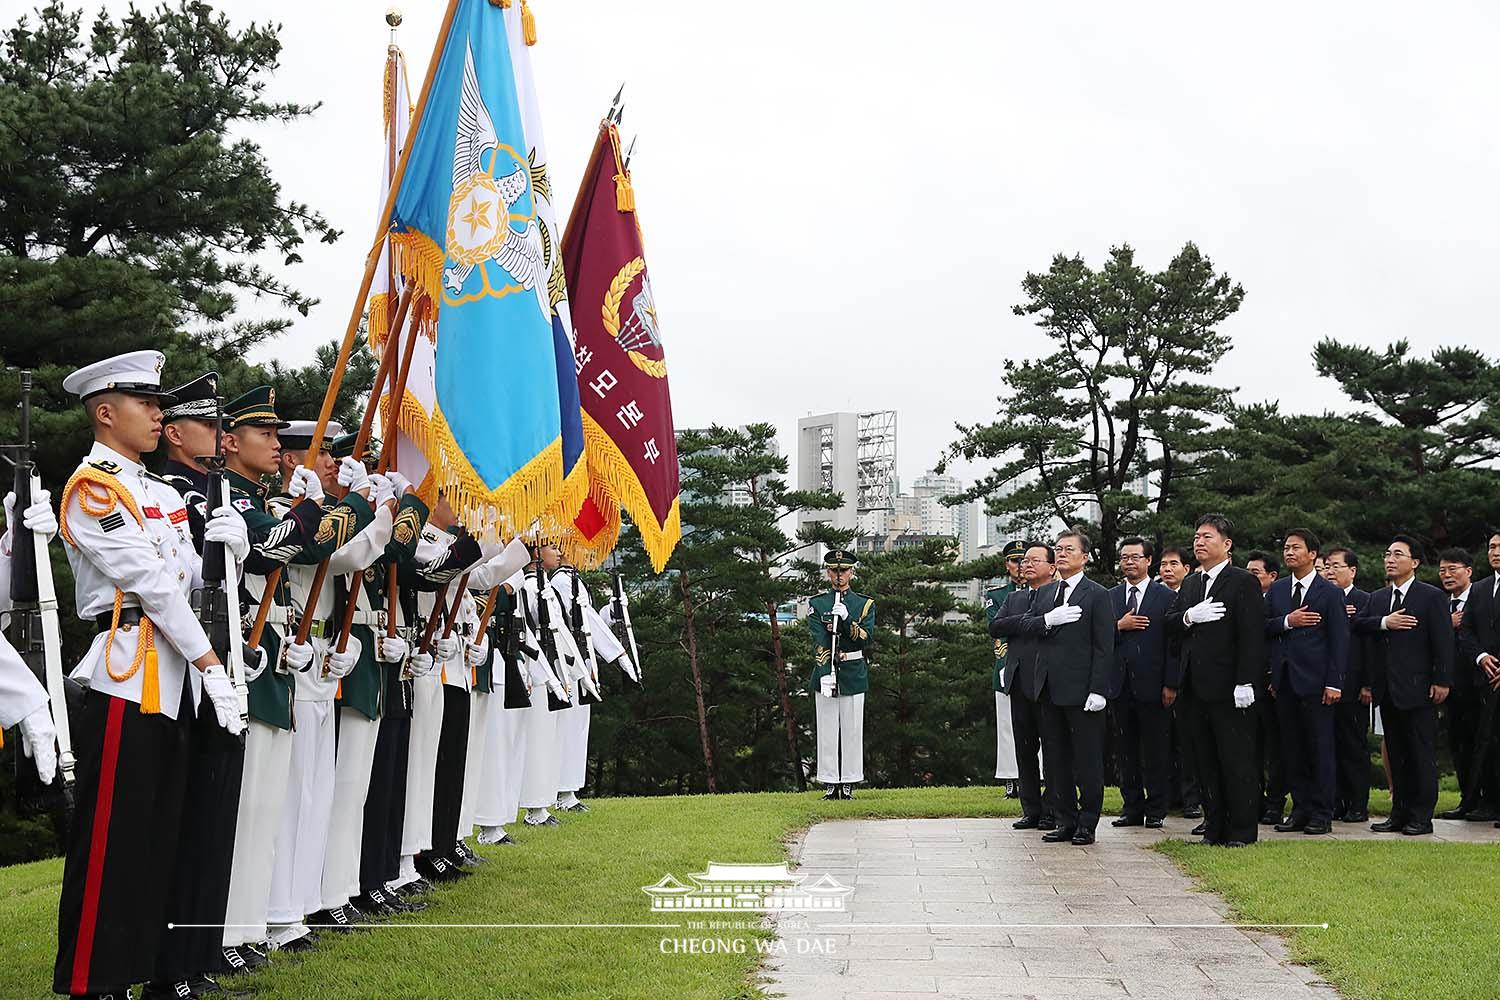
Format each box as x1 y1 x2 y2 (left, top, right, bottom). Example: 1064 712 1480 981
984 540 1027 798
321 432 425 923
1 491 61 785
52 351 245 1000
217 389 329 971
808 549 876 800
150 372 258 999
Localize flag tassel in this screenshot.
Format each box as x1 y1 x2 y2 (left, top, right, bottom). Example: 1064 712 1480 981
521 0 537 44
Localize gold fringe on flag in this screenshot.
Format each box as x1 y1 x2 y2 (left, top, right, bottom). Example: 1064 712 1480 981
578 411 681 572
521 0 537 44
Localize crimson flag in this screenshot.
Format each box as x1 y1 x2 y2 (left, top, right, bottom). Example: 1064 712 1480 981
562 122 680 571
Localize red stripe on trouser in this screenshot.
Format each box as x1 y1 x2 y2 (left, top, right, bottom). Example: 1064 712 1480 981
71 696 127 995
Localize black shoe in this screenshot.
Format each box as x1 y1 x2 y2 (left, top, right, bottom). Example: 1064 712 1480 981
1225 840 1250 848
424 855 472 882
821 786 839 800
1274 815 1308 833
354 891 396 918
140 981 196 999
1041 827 1077 843
1190 822 1207 836
1370 818 1404 833
1302 820 1332 835
220 945 268 975
1182 805 1203 819
1339 810 1369 823
398 877 435 897
1438 807 1469 821
494 832 516 845
272 933 316 954
1145 816 1164 829
386 886 429 911
455 842 489 866
561 800 591 813
308 907 356 932
1465 806 1497 822
1037 816 1057 831
1012 815 1041 830
1111 815 1145 828
839 784 855 800
1259 809 1284 826
1401 821 1434 836
1071 829 1096 846
1199 837 1223 846
187 974 253 999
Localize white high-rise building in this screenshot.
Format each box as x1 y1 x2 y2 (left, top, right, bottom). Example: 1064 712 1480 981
796 411 897 546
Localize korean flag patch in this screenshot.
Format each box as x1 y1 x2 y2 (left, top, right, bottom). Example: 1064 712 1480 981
233 498 254 512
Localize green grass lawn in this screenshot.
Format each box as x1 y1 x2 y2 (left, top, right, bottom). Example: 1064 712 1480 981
0 783 1474 1000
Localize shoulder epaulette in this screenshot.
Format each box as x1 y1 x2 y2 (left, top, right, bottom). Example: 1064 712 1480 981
88 459 123 475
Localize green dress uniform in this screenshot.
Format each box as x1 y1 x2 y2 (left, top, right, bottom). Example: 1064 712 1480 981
807 549 875 792
984 579 1021 781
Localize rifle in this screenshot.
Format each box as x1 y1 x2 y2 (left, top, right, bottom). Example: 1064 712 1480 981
825 589 844 699
609 571 643 686
3 370 74 813
500 584 535 708
532 564 573 707
568 570 603 705
197 377 253 729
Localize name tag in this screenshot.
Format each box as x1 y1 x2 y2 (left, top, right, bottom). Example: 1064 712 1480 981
143 506 163 520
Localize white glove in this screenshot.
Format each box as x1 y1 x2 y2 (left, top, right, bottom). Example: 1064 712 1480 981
338 457 371 497
1044 604 1084 628
204 506 250 562
289 466 324 504
408 650 436 677
22 490 58 541
1185 599 1227 625
819 673 837 698
18 704 58 785
386 471 413 498
616 654 639 682
527 658 552 687
282 639 316 672
1084 693 1107 712
368 473 394 508
468 637 489 664
1233 684 1256 709
377 636 410 664
201 664 245 736
325 636 361 679
433 636 460 662
242 641 269 683
828 602 849 621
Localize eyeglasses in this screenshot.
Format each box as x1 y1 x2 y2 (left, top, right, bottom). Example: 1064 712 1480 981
1119 554 1146 562
1384 550 1412 559
1055 545 1084 555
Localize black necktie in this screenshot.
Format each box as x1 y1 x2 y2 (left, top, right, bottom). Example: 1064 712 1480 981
1054 583 1068 609
1292 581 1304 608
1452 598 1461 614
1392 589 1403 613
1126 586 1138 615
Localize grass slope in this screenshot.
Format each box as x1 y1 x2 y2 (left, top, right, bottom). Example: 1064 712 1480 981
0 784 1467 1000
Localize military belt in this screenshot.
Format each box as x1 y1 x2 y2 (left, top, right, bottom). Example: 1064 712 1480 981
96 608 146 633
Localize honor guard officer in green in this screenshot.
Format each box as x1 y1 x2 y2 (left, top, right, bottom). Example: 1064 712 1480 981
808 549 875 800
985 540 1027 797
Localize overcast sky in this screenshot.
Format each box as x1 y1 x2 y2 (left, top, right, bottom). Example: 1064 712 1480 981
68 0 1500 487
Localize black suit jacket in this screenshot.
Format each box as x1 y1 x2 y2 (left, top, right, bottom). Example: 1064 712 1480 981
1264 573 1350 698
1167 563 1266 701
1018 575 1114 707
1458 575 1500 688
1109 580 1176 701
1342 586 1372 693
1354 580 1454 711
988 586 1039 694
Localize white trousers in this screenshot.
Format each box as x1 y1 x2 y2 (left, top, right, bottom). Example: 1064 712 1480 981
994 691 1019 779
557 702 591 794
320 708 380 911
519 695 560 808
223 720 294 947
815 692 865 785
459 693 489 837
402 675 445 855
268 698 336 924
477 703 527 826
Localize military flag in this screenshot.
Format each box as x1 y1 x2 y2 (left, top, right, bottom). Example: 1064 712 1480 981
503 0 589 542
562 121 681 571
389 0 566 534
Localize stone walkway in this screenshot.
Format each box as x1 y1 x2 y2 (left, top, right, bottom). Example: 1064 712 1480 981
761 815 1500 1000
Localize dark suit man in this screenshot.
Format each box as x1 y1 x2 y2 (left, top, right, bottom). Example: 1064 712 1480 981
1324 548 1372 821
1158 546 1202 819
1016 530 1114 845
1168 514 1267 846
1109 538 1178 828
1245 550 1287 824
1455 533 1500 821
1437 549 1488 820
990 542 1056 829
1264 529 1350 834
1355 535 1454 835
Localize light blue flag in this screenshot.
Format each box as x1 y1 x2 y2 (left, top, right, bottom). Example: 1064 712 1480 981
390 0 562 531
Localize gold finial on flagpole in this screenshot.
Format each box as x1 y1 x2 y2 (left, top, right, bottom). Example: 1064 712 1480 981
386 7 402 44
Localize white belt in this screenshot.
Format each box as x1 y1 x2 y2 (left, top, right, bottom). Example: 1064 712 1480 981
836 649 863 662
347 609 388 628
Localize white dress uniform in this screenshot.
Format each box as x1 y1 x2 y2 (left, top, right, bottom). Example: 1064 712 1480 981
549 569 627 798
267 488 382 933
518 570 584 811
475 579 542 836
401 526 463 860
317 502 399 915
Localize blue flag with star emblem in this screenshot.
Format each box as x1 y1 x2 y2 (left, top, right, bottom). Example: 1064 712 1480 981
390 0 563 533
